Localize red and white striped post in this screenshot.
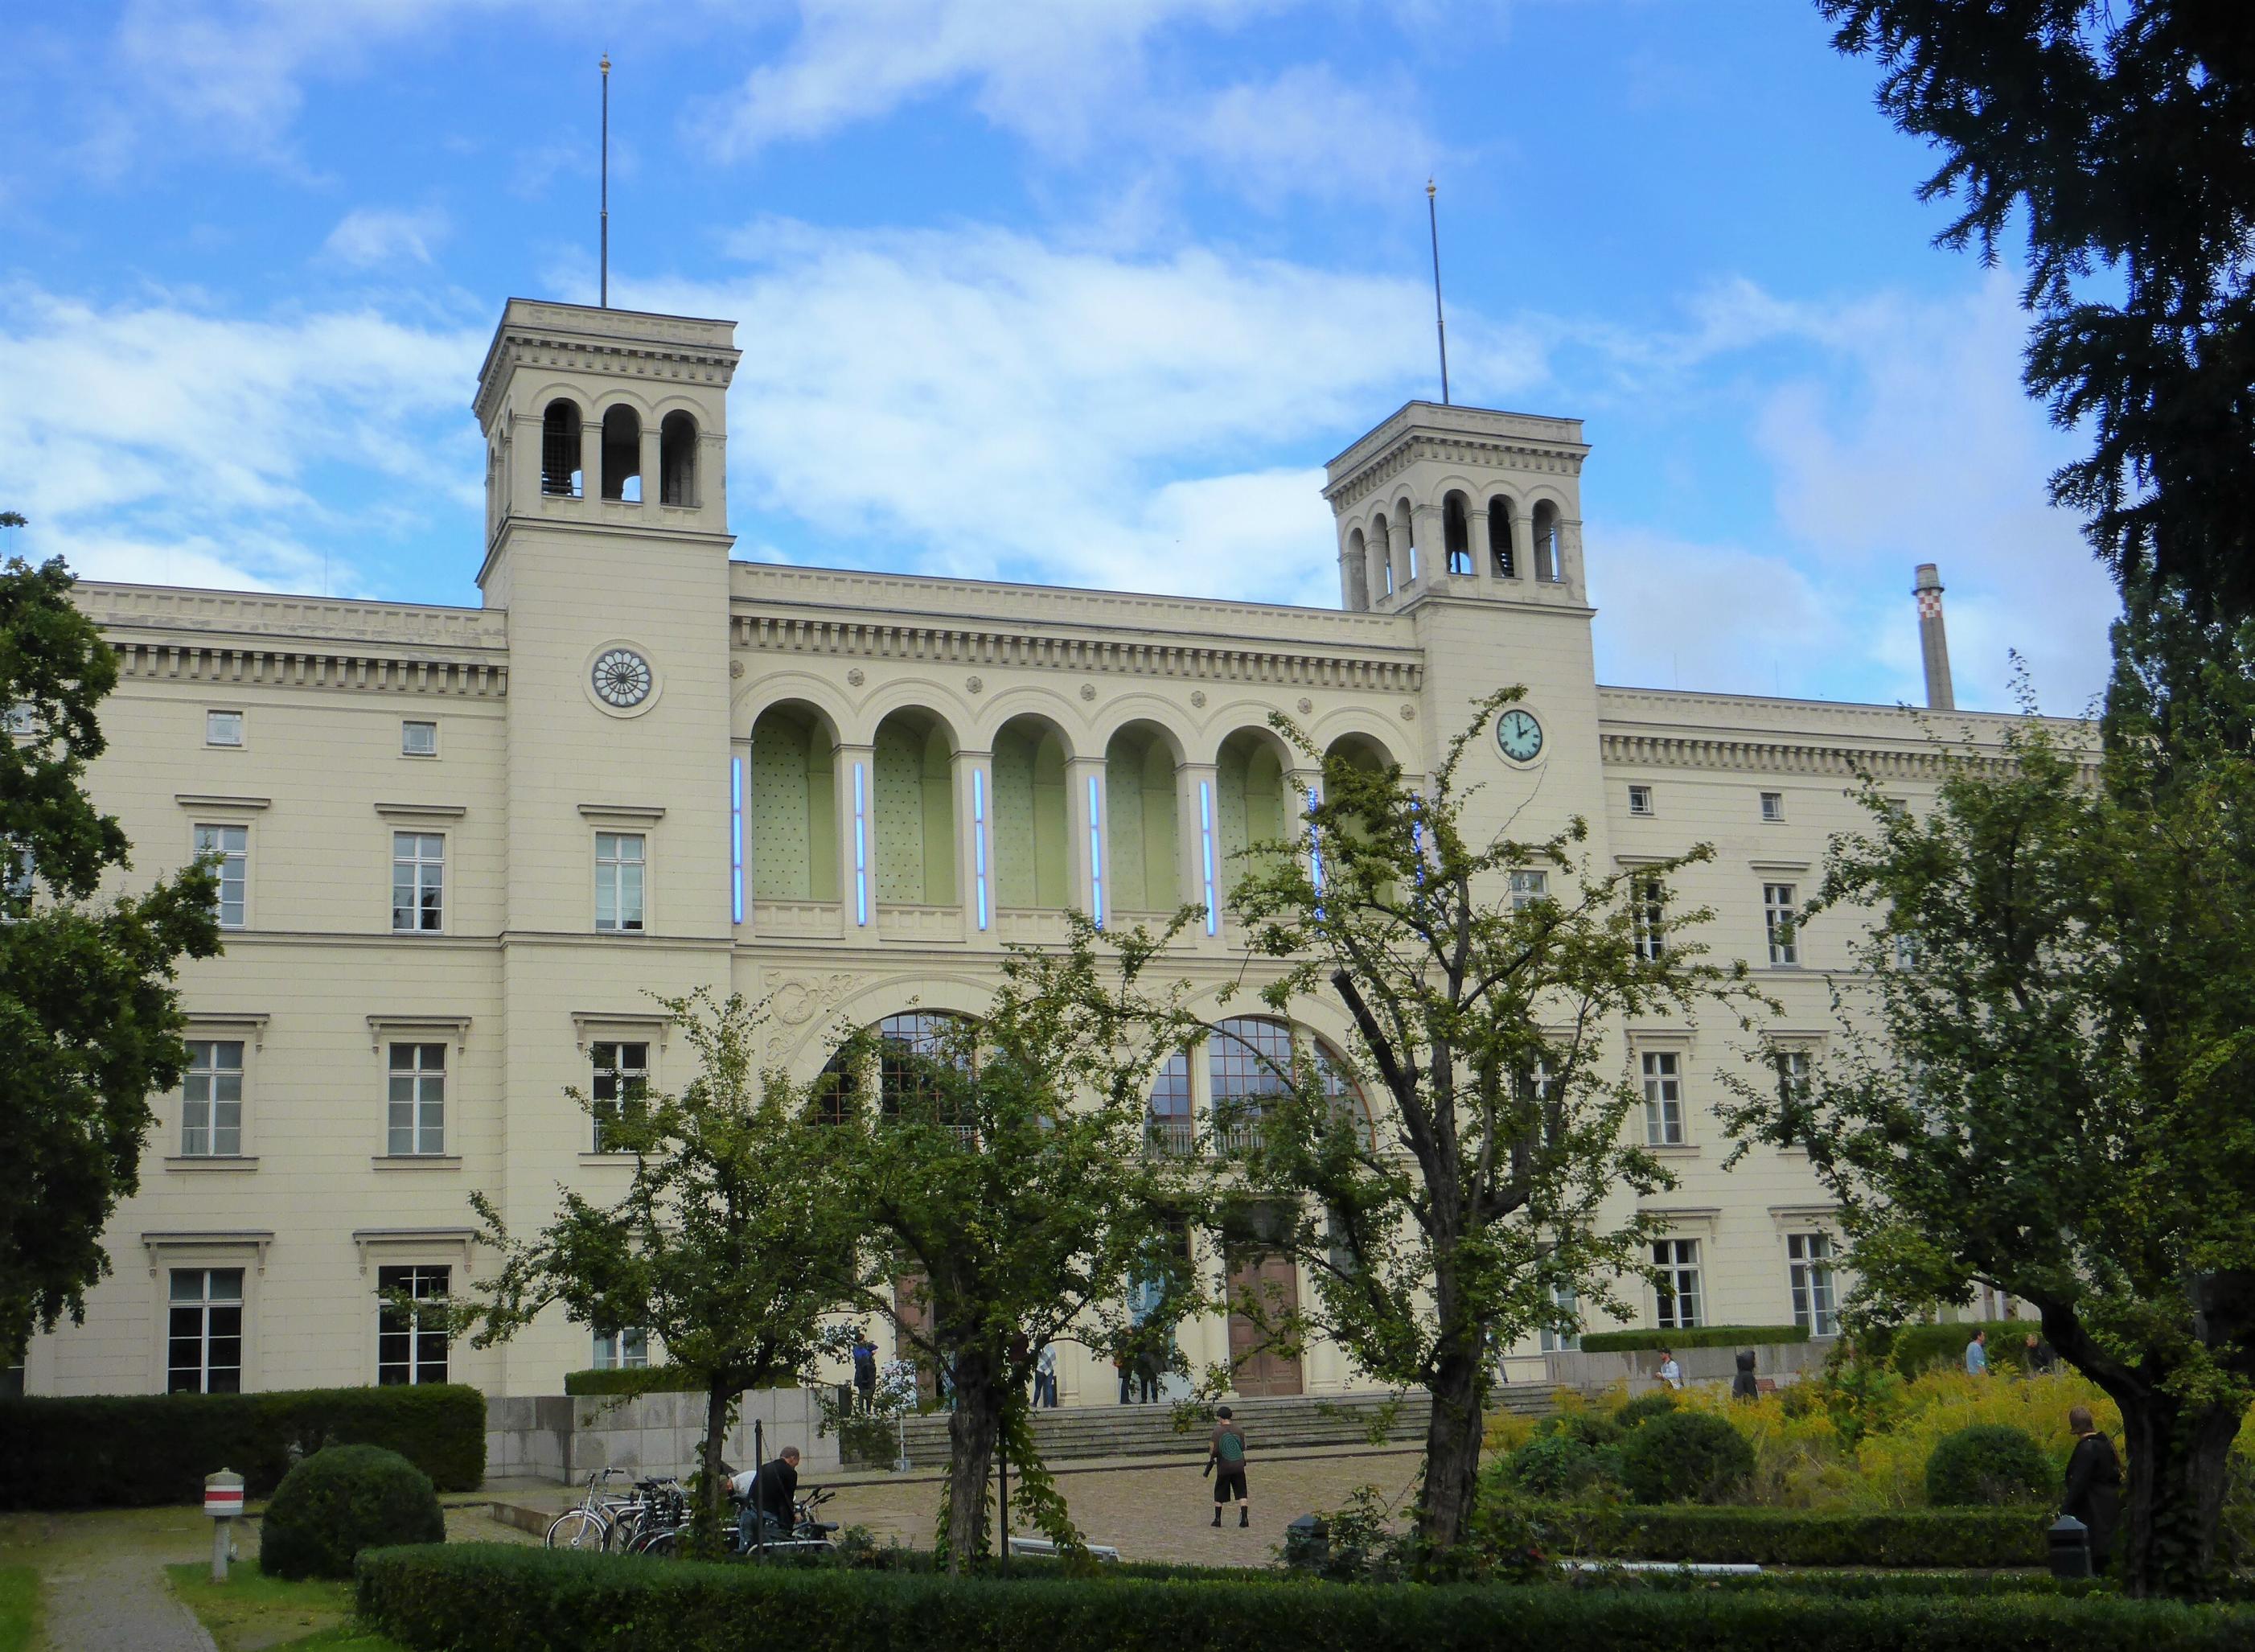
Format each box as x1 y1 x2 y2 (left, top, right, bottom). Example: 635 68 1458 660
205 1469 244 1582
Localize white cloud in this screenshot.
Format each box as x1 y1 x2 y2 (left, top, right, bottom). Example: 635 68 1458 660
1183 64 1437 206
0 286 483 594
321 207 450 269
1588 527 1850 700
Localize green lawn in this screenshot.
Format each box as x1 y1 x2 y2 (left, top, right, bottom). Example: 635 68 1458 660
165 1562 407 1652
0 1565 37 1652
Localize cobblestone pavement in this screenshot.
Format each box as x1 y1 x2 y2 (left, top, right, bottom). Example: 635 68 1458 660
819 1449 1425 1568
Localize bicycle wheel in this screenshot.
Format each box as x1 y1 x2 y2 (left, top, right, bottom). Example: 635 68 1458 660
635 1529 681 1560
546 1509 610 1551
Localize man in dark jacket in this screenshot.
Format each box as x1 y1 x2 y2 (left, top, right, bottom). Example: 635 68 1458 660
1731 1350 1759 1401
2061 1405 2122 1572
731 1446 801 1548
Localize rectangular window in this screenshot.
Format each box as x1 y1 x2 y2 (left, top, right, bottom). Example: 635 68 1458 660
1773 1047 1811 1107
391 832 444 933
590 1040 649 1153
1540 1284 1581 1354
593 1328 650 1371
401 720 438 757
594 832 646 932
166 1268 244 1394
205 709 244 748
1633 876 1666 962
1627 783 1653 816
1641 1050 1684 1144
376 1264 450 1386
2 840 30 918
1654 1238 1703 1329
1760 791 1785 823
194 824 249 929
1788 1232 1838 1337
2 702 33 737
181 1039 244 1157
1764 882 1799 966
386 1042 446 1156
1509 869 1549 912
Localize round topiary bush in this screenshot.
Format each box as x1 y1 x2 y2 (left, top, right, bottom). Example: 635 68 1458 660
1618 1409 1756 1504
1615 1391 1680 1431
1924 1424 2052 1507
259 1443 444 1580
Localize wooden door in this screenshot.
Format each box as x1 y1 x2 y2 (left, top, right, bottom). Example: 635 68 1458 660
892 1274 938 1404
1226 1251 1303 1396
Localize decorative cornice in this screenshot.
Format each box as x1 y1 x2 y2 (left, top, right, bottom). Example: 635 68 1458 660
1599 729 2020 781
78 584 508 648
474 298 741 427
1326 436 1587 515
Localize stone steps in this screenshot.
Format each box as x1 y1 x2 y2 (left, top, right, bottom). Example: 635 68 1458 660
858 1387 1553 1469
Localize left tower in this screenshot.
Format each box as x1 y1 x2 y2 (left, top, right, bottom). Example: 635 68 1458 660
470 302 744 1390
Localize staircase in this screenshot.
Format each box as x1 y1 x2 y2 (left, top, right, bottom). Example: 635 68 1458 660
863 1385 1553 1469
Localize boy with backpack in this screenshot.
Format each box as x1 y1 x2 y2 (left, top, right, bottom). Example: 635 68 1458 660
1205 1406 1250 1527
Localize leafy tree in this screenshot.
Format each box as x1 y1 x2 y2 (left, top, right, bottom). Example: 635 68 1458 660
2 549 220 1363
820 916 1207 1573
1818 2 2255 627
1721 707 2255 1597
1222 692 1761 1557
465 989 861 1549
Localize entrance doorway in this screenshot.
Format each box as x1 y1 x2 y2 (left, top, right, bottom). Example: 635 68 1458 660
1226 1250 1304 1396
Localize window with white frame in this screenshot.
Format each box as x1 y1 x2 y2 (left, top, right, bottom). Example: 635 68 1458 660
1627 783 1653 816
401 720 438 757
594 832 646 932
194 824 248 929
386 1042 446 1155
1764 882 1799 966
589 1040 649 1153
1760 791 1785 822
1641 1050 1684 1144
391 832 444 933
2 840 30 918
1540 1283 1581 1354
205 709 244 748
1509 869 1549 912
181 1039 244 1157
1772 1047 1812 1108
1788 1231 1838 1336
1653 1238 1703 1329
1632 876 1666 962
2 702 33 737
376 1264 450 1385
593 1328 649 1370
167 1267 244 1393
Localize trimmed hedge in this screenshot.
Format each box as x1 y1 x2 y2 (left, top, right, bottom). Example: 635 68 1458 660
0 1384 484 1510
1522 1503 2049 1568
1579 1324 1809 1353
1877 1321 2041 1378
562 1366 799 1397
1617 1411 1755 1504
261 1445 444 1580
357 1544 2255 1652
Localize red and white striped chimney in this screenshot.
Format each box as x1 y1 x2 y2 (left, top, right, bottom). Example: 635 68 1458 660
1913 564 1954 711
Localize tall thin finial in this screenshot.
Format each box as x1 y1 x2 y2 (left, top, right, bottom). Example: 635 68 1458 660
599 54 611 308
1426 179 1449 405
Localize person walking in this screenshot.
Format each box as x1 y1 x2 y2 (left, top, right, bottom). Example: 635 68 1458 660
1965 1329 1989 1376
2062 1404 2122 1573
1205 1405 1251 1528
1034 1341 1058 1408
851 1330 879 1415
1657 1348 1682 1391
1731 1349 1758 1401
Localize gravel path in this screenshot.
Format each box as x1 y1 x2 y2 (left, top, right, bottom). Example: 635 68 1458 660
35 1535 216 1652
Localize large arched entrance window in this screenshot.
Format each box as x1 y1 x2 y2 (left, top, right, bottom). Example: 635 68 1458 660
1144 1048 1193 1157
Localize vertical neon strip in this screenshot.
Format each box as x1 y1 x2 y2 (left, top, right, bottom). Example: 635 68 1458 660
730 754 745 924
1198 781 1218 935
1306 781 1324 893
1086 773 1104 929
972 768 989 931
852 762 869 927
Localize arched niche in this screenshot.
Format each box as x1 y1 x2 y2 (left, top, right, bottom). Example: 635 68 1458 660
1104 720 1181 914
749 701 840 902
992 713 1070 910
1215 727 1288 902
872 708 958 906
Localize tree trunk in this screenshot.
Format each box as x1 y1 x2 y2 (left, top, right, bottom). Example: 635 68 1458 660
697 1375 733 1551
2113 1390 2241 1597
943 1349 1003 1574
1418 1336 1487 1557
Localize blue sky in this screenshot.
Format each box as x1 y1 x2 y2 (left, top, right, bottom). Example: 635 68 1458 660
0 1 2121 711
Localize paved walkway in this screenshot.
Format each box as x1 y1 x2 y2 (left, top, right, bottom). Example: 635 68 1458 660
0 1506 218 1652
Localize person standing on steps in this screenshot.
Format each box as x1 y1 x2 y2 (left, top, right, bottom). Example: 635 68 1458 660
1205 1405 1251 1528
851 1329 879 1415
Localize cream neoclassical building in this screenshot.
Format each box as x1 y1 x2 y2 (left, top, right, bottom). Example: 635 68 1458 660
18 298 2023 1404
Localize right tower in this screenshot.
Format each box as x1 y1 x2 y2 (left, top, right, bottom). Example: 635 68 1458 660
1321 401 1590 613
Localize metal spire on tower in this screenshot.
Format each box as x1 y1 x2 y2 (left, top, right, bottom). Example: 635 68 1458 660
1427 179 1449 405
599 54 611 308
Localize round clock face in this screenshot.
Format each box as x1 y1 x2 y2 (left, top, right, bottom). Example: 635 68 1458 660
1497 707 1544 762
591 648 653 709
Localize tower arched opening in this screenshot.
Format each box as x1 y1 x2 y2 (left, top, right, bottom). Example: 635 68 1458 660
659 411 698 506
1443 491 1473 575
600 405 642 502
1532 500 1563 583
1488 494 1518 578
540 399 582 497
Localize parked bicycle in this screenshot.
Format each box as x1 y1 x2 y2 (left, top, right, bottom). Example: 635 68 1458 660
545 1466 635 1551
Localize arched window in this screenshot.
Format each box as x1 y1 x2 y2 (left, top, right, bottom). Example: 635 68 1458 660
1145 1049 1193 1157
601 405 642 502
660 411 697 506
540 400 581 497
1443 492 1473 575
1532 502 1562 583
1209 1016 1295 1157
1488 495 1517 578
1371 515 1394 597
877 1011 977 1140
811 1050 856 1127
1314 1040 1376 1150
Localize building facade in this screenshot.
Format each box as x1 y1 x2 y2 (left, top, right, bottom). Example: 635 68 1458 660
20 298 2019 1403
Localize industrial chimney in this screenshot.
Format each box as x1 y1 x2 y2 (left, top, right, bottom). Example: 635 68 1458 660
1913 564 1955 711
